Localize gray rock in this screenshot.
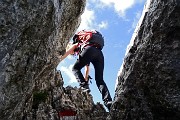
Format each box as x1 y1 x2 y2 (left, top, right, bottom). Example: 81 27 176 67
0 1 107 119
0 0 86 119
110 0 180 120
2 0 179 119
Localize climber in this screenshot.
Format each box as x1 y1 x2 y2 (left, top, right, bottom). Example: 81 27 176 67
58 42 91 92
71 30 113 111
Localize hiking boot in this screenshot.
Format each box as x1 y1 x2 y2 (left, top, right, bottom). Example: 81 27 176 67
80 84 91 93
104 101 112 111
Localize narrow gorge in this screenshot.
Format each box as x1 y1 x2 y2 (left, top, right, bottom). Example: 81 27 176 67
0 0 180 120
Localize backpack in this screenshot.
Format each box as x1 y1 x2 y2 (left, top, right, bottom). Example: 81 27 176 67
73 30 104 49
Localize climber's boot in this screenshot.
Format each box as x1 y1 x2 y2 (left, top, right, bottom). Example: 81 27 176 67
80 82 91 93
104 100 113 111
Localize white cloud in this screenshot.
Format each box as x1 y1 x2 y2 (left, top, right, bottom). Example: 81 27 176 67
94 0 134 17
78 7 95 31
98 21 108 29
79 0 146 31
60 65 77 83
78 7 109 31
92 0 146 17
128 10 142 33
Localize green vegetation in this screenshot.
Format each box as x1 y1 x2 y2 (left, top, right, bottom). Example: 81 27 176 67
32 91 48 109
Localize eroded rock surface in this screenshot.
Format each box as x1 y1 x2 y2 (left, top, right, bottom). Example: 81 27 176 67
2 0 180 120
110 0 180 120
0 0 105 120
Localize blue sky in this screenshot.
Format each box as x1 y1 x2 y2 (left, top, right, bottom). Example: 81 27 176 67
57 0 147 104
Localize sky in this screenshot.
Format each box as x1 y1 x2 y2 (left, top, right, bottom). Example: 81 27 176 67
57 0 148 104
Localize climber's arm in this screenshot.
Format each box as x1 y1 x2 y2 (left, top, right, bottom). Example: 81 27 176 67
59 43 78 61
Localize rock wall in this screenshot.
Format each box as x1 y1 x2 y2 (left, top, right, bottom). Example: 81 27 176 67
0 0 89 119
110 0 180 120
2 0 180 120
31 71 107 120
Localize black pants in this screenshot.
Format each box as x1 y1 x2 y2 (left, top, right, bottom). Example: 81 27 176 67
72 46 112 102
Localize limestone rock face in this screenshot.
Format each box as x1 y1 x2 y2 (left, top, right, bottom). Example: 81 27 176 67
110 0 180 120
0 0 86 119
53 85 107 120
